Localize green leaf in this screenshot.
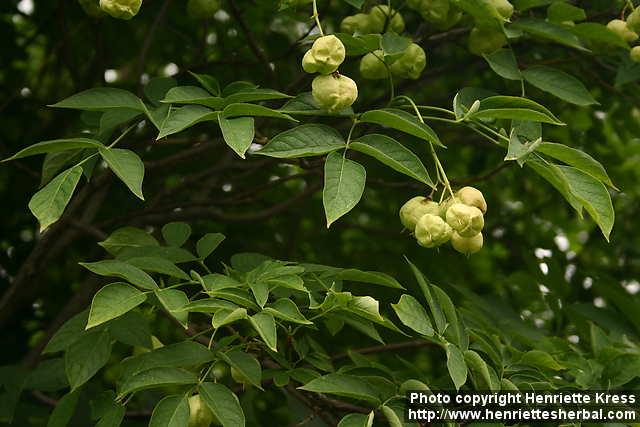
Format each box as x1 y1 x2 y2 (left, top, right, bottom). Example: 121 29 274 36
527 159 583 212
155 289 189 328
381 32 411 57
505 130 541 165
222 81 259 97
571 23 629 49
149 395 189 427
87 282 147 329
359 108 443 147
335 268 405 289
99 148 145 200
558 166 615 240
219 350 263 389
405 258 446 333
65 330 112 390
118 368 197 396
212 308 248 329
108 311 152 348
95 402 125 427
161 222 192 247
518 350 566 371
464 350 497 391
47 391 79 427
218 115 255 159
469 96 564 125
511 18 588 51
43 311 89 354
119 341 215 377
144 77 177 106
391 294 434 336
483 49 521 81
451 0 506 29
223 88 291 106
189 71 221 96
196 233 226 259
157 105 219 139
161 86 224 109
249 281 269 308
299 373 381 404
522 66 598 106
28 165 83 231
198 383 245 427
3 138 103 162
222 103 296 122
179 298 238 313
80 260 158 290
257 124 345 158
249 312 278 352
263 299 313 325
338 412 374 427
50 88 145 111
445 343 468 391
536 142 615 188
547 2 585 23
350 134 434 187
381 405 403 427
126 257 189 280
433 285 467 349
323 151 366 228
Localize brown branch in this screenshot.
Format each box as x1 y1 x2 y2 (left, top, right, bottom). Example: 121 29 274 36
332 340 435 361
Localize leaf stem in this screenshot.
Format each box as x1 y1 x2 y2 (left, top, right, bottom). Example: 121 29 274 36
312 0 324 36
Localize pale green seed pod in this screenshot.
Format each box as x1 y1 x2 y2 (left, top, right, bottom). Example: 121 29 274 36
99 0 142 19
607 19 638 43
399 196 440 231
187 0 221 20
188 395 216 427
302 35 346 75
340 13 372 34
311 74 358 113
78 0 106 17
631 46 640 63
628 8 640 33
456 186 487 214
490 0 514 20
468 27 507 55
438 196 460 218
359 50 389 80
369 5 405 33
415 214 453 248
389 43 427 80
451 231 483 255
445 203 484 237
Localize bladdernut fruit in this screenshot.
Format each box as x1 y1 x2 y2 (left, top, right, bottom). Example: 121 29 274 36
302 35 346 75
359 50 388 80
187 0 221 20
389 43 427 80
399 196 440 231
188 394 217 427
607 19 638 43
631 46 640 63
445 203 484 237
99 0 142 19
490 0 514 20
451 231 483 255
415 214 453 248
628 7 640 33
369 5 405 33
311 74 358 113
456 186 487 214
468 27 507 55
340 13 372 34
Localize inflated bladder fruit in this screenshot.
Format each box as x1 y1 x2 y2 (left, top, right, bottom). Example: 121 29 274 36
389 43 427 80
456 186 487 214
99 0 142 19
445 203 484 237
407 0 448 23
415 214 453 248
359 50 388 80
451 232 483 255
631 46 640 63
468 27 507 55
311 74 358 113
302 35 346 75
187 0 221 19
340 13 372 34
78 0 106 17
188 395 216 427
628 7 640 33
369 5 405 33
607 19 638 43
399 196 440 231
490 0 514 19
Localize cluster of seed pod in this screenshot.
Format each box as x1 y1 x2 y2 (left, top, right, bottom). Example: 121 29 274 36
399 186 487 255
607 8 640 62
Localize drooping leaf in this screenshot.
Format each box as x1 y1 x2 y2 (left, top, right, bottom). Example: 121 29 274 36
50 88 145 111
157 105 218 139
249 312 278 352
196 233 226 259
29 165 83 232
536 142 615 188
218 115 255 158
149 395 189 427
483 49 521 81
219 350 263 389
445 343 468 391
391 294 434 336
80 260 158 290
198 383 246 427
323 151 366 228
65 330 112 390
523 66 598 106
161 222 192 247
99 148 145 200
87 282 147 329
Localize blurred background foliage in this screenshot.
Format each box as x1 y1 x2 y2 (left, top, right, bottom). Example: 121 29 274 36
1 0 640 425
